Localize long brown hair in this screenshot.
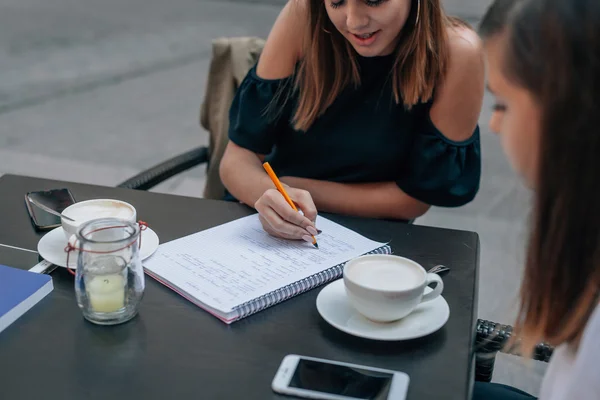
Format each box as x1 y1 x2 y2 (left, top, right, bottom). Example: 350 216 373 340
290 0 462 131
483 0 600 355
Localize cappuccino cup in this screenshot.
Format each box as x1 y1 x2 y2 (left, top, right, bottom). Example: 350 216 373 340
61 199 137 241
343 254 444 323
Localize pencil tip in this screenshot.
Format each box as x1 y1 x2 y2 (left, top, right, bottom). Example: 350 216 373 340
313 243 319 249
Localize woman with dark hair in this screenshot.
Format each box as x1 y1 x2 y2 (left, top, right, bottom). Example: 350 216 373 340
219 0 484 240
475 0 600 398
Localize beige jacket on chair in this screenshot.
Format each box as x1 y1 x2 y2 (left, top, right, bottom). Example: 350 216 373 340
199 36 266 200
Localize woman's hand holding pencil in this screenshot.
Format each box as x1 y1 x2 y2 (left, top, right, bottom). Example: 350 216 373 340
255 162 319 247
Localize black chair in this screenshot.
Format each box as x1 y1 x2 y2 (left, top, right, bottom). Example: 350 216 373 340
117 146 209 191
116 37 265 199
475 319 553 382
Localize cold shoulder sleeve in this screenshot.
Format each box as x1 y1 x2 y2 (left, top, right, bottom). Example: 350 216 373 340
396 109 481 207
228 65 293 155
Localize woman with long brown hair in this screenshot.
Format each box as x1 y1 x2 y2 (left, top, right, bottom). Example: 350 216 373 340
219 0 484 240
475 0 600 398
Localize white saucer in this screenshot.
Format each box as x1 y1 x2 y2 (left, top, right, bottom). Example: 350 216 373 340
37 226 160 269
316 280 450 341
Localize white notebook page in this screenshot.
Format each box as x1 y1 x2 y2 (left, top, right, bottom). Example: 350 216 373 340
143 214 387 313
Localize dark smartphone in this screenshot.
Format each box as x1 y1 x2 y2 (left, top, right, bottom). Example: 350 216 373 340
24 188 77 231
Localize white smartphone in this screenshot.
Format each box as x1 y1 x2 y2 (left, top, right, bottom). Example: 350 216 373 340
271 354 410 400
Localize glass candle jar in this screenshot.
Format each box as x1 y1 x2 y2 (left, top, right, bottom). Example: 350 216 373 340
73 218 145 325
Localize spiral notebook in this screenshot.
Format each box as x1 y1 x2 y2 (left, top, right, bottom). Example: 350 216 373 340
143 214 390 324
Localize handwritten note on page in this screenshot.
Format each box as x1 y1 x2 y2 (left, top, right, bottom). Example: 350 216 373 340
143 214 387 314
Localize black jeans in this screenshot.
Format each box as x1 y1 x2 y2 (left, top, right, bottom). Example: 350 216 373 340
472 382 537 400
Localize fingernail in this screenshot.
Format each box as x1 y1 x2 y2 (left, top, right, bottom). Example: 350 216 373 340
302 235 314 244
306 226 318 236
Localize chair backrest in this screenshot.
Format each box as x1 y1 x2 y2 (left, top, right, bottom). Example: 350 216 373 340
199 37 266 200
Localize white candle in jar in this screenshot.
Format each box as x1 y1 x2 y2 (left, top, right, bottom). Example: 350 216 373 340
87 274 126 313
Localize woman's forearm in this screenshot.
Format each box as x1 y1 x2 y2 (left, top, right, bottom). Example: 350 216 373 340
280 177 430 220
219 142 274 207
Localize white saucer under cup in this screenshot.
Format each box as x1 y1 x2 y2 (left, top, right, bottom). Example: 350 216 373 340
37 226 159 269
316 280 450 341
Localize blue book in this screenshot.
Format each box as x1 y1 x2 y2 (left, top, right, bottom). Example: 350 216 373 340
0 264 53 334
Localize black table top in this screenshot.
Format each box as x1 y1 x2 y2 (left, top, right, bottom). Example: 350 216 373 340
0 174 479 400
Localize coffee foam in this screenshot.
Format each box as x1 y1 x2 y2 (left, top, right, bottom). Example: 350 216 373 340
65 201 133 222
348 259 423 291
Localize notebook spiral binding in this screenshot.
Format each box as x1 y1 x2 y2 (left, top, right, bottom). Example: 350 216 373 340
234 245 392 321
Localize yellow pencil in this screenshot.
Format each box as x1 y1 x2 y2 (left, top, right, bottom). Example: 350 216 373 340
262 162 318 249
